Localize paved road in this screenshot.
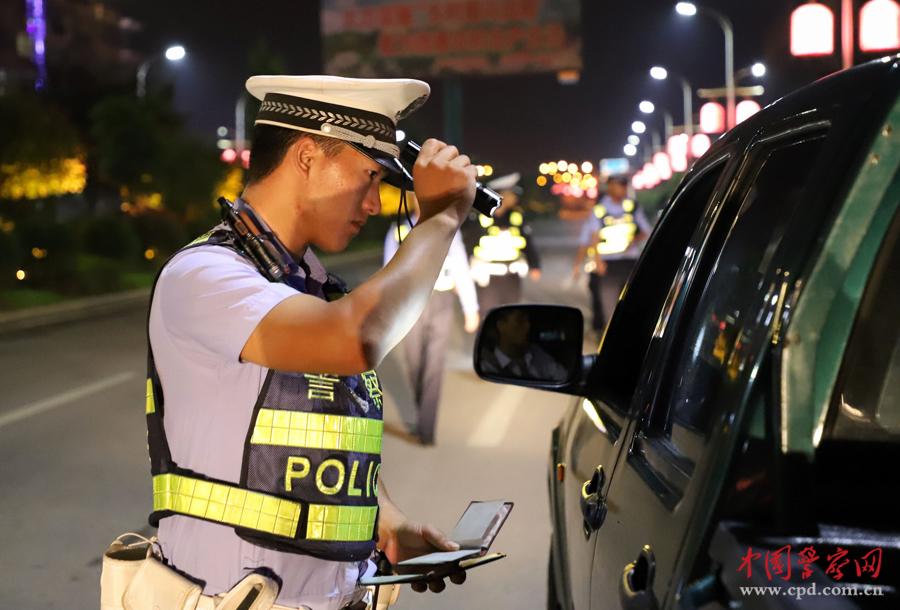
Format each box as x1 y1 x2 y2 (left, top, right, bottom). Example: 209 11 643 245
0 229 593 610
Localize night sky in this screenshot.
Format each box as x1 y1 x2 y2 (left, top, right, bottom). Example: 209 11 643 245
114 0 863 175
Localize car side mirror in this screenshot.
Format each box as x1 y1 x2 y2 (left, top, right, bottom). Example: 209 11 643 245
474 305 591 394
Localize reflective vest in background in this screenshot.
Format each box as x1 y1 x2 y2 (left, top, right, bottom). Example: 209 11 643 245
390 222 455 291
471 210 529 285
593 199 638 256
146 227 383 562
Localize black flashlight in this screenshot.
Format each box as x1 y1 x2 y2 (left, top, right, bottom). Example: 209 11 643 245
400 140 501 218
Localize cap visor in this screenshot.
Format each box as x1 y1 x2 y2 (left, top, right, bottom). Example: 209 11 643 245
350 143 412 189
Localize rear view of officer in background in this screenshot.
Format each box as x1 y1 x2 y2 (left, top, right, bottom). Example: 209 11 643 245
468 173 541 312
383 192 479 445
141 75 477 610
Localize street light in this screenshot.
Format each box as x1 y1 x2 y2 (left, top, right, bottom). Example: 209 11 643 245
639 100 656 114
627 134 641 145
650 66 668 80
676 2 735 130
165 45 186 61
632 120 647 134
676 2 698 16
624 144 638 157
649 65 694 140
735 62 767 82
137 44 187 98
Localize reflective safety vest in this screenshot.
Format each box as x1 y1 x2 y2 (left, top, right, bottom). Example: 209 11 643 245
592 199 639 256
473 211 528 265
146 227 384 561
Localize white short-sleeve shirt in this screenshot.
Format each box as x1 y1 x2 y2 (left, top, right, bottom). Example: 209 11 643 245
149 244 367 610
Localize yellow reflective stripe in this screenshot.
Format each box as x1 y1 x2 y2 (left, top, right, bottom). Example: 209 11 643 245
145 378 155 414
152 474 301 539
251 409 383 454
306 504 377 542
509 210 523 226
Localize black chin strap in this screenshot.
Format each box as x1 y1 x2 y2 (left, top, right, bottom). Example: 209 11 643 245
396 186 414 243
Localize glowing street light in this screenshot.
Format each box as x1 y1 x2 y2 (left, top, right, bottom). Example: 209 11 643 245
691 133 712 158
700 102 726 134
751 62 767 78
860 0 900 51
632 120 647 134
676 2 698 16
137 44 187 98
165 45 186 61
653 152 673 181
736 99 762 124
791 2 835 57
627 134 640 145
624 144 638 156
650 66 668 80
639 100 655 114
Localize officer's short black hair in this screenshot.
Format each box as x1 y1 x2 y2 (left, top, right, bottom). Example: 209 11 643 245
607 175 629 187
246 124 345 184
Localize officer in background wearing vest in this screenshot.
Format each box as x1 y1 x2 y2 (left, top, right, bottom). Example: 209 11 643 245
571 175 652 333
383 193 479 445
468 173 541 313
144 75 477 609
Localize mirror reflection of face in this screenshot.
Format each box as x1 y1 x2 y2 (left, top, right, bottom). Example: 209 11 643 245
496 309 531 351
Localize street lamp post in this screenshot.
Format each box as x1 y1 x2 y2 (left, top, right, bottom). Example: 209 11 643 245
676 2 736 130
650 66 694 140
137 45 186 98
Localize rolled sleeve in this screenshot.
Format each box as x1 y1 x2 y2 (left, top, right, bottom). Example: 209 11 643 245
155 246 299 363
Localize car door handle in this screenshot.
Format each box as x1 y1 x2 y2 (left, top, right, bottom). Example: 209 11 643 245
619 545 659 610
579 465 607 535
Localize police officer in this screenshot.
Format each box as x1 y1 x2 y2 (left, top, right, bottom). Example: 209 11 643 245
383 193 479 445
571 175 652 333
469 173 541 312
146 75 476 609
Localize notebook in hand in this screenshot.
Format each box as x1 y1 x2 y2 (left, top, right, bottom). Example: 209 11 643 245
359 500 513 585
394 500 513 569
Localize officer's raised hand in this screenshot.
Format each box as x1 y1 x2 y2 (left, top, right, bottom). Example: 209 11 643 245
412 138 477 225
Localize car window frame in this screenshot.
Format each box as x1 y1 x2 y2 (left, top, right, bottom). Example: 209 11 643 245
586 152 734 419
619 121 834 510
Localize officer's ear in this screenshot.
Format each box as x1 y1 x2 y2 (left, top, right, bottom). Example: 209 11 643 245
291 136 318 177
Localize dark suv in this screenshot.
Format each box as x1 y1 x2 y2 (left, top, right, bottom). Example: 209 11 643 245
475 59 900 609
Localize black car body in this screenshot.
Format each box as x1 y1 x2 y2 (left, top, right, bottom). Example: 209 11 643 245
476 58 900 609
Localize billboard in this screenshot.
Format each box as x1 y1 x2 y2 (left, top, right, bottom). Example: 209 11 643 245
321 0 581 77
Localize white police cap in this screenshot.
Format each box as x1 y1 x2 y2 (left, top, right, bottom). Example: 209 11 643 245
246 75 430 179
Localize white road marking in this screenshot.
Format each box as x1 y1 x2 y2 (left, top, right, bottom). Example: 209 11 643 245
468 385 519 447
0 371 137 430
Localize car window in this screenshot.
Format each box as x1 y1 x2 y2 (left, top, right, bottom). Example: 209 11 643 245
826 203 900 443
590 161 727 413
658 134 828 437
